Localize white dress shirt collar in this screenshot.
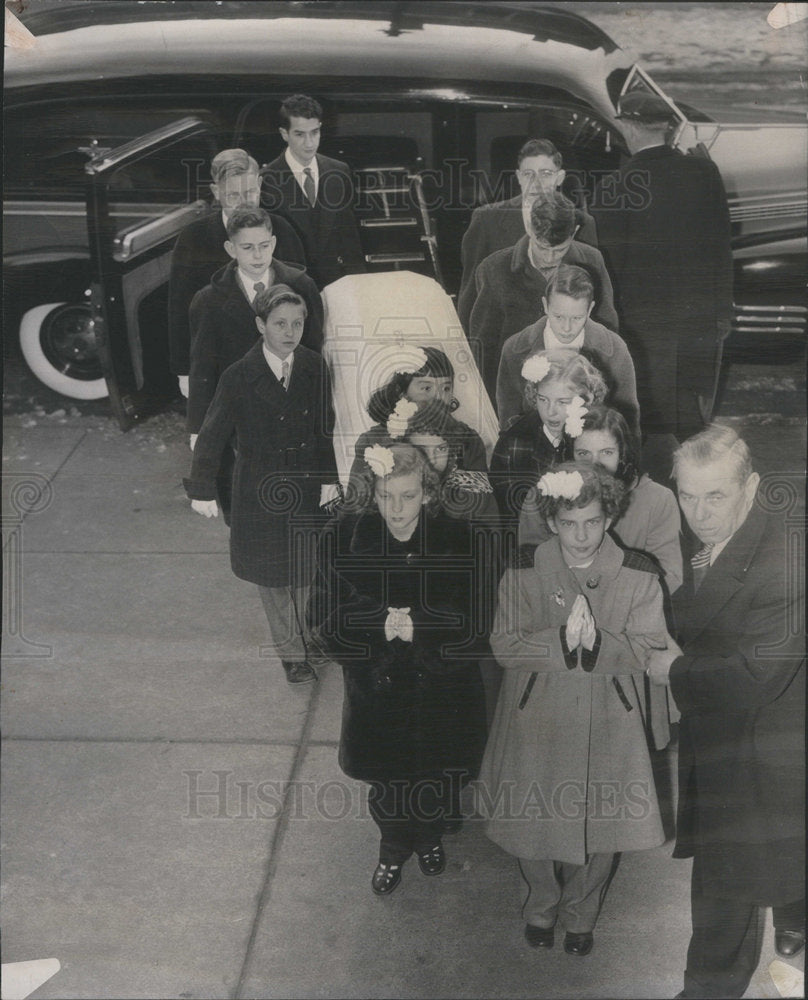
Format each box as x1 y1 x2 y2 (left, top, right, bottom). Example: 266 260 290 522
261 344 293 383
284 147 319 196
238 267 271 304
544 324 585 352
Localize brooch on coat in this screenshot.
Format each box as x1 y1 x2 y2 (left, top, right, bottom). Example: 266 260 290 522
552 588 566 607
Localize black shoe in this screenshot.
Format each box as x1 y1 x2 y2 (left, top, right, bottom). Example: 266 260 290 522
417 844 446 876
371 862 402 896
775 928 806 957
282 660 317 684
524 923 555 948
564 931 594 956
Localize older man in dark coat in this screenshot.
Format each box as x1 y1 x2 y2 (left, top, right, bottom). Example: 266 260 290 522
591 92 733 453
647 425 805 998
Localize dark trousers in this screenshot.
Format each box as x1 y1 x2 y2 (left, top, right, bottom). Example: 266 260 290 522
682 856 805 998
368 778 448 865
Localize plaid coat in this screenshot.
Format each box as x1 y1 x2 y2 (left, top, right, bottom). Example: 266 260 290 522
490 411 572 542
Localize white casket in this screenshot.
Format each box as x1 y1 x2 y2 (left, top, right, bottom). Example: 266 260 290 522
321 271 499 486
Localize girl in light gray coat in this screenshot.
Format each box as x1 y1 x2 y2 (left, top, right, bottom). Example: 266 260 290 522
479 462 670 956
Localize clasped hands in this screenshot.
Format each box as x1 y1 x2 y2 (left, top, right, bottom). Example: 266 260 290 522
385 606 414 643
565 593 596 651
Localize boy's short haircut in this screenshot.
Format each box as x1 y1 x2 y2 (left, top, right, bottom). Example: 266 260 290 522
211 148 259 184
545 263 595 305
225 207 274 240
280 94 323 127
529 193 577 246
517 138 563 170
254 285 306 322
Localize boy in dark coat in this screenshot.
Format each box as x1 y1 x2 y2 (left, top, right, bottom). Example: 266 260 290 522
261 93 365 290
168 148 305 394
187 206 323 439
185 285 338 684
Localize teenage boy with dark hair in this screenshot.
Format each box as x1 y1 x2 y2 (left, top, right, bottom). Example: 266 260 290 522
261 93 365 289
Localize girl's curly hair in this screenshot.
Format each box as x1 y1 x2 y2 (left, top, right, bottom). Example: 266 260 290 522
523 349 608 410
538 461 628 522
345 440 442 513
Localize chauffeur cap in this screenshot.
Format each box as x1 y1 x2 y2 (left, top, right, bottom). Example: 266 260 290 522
615 91 676 123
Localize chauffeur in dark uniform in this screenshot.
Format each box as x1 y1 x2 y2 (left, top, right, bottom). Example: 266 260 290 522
591 93 733 477
168 149 305 397
260 94 366 290
647 425 805 998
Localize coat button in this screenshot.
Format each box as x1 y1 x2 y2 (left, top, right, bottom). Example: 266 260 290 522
337 255 344 264
279 415 285 421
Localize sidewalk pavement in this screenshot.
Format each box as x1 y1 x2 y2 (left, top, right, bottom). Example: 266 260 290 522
1 408 803 999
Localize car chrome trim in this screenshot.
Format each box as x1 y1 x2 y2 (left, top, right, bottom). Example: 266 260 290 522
112 201 209 262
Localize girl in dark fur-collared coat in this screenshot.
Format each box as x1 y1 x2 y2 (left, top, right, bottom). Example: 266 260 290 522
307 441 488 896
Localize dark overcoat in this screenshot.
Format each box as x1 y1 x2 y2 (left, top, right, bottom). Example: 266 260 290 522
591 144 733 435
261 153 366 290
307 508 488 783
187 258 324 433
670 502 805 904
464 235 618 398
184 341 337 588
458 194 599 310
168 206 305 375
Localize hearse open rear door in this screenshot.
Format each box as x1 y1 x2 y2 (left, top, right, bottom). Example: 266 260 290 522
85 117 218 429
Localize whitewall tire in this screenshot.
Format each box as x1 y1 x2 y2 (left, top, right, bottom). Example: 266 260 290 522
19 302 108 400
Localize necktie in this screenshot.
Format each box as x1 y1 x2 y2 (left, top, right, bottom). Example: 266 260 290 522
280 360 290 389
303 167 316 207
253 281 265 298
691 543 714 593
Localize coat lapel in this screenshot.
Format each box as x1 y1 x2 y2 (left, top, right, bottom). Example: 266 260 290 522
243 342 288 405
677 504 766 641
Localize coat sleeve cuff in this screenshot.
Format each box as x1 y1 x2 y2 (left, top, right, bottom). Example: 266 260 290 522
580 629 602 673
559 627 578 670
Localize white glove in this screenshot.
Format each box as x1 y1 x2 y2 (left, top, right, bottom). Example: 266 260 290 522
191 498 218 518
178 375 189 398
385 606 413 643
579 599 597 651
565 593 587 649
319 483 341 506
189 433 198 452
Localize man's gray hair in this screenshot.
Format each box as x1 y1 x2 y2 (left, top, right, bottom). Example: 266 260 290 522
672 424 754 485
211 148 259 184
